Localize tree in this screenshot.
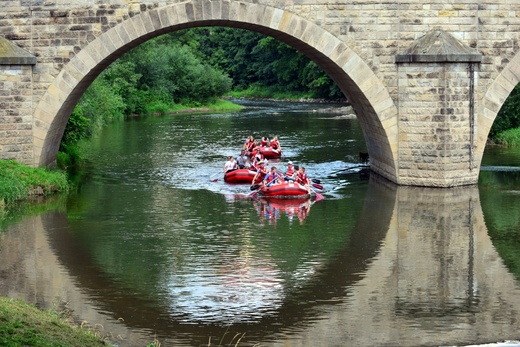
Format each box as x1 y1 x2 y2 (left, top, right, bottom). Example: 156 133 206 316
490 83 520 140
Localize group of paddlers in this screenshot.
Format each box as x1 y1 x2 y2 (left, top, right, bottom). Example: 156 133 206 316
252 161 312 193
223 135 280 172
243 135 281 157
223 135 311 193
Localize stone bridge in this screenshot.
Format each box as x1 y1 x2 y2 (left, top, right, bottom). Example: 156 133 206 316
1 0 519 187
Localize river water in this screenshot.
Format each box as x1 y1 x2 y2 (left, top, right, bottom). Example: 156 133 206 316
2 100 520 347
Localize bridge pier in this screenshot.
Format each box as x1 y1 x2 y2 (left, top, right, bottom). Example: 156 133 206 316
393 30 482 187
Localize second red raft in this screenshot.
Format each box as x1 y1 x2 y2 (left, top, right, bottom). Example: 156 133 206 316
224 169 257 184
258 146 282 159
257 181 311 198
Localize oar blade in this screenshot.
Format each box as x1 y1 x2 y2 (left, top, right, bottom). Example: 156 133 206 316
312 183 323 190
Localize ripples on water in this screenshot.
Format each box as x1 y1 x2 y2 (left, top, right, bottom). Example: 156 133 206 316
3 100 520 347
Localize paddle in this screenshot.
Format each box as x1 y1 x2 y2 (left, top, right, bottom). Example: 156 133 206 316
210 170 222 182
311 178 321 184
248 183 263 198
311 182 324 190
329 165 369 176
310 186 324 201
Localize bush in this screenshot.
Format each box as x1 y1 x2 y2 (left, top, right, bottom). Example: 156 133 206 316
0 160 69 205
491 83 520 139
494 127 520 147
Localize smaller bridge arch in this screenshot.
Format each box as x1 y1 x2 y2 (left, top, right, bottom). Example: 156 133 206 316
31 1 399 182
477 52 520 164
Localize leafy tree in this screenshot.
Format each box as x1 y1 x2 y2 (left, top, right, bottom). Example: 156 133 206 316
490 83 520 140
123 38 232 104
168 27 343 99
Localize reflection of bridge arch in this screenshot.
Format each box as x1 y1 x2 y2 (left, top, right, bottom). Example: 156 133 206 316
32 1 397 180
38 179 392 345
3 177 520 345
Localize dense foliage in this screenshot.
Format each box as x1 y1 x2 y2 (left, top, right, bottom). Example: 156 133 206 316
59 27 344 166
168 27 343 99
490 83 520 143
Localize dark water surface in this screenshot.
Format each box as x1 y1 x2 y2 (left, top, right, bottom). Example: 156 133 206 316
2 100 520 347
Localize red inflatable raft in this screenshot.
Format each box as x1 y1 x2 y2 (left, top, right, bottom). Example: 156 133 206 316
258 146 282 159
224 169 257 184
257 181 311 198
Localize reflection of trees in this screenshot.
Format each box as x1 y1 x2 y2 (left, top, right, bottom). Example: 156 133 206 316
480 170 520 281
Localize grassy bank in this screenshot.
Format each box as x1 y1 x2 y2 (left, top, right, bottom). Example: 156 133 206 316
0 160 69 207
0 297 108 347
145 98 243 115
493 127 520 147
227 85 316 100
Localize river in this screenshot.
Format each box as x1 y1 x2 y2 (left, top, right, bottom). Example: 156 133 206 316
1 100 520 347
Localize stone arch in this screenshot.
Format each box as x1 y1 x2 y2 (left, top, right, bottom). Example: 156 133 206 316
477 52 520 162
32 1 398 181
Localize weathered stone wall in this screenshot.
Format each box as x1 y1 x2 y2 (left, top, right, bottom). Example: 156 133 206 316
0 64 33 164
397 62 479 186
0 0 519 186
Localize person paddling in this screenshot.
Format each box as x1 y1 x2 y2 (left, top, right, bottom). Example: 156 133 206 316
260 136 269 147
270 136 281 151
236 150 247 169
251 161 268 188
284 161 296 181
296 166 311 193
223 155 237 172
264 166 282 187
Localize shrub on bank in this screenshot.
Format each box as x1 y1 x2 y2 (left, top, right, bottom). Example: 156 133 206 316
494 127 520 147
0 160 69 205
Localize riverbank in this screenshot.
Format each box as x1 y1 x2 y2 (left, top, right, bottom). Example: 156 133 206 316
0 160 69 209
0 297 108 346
135 98 244 117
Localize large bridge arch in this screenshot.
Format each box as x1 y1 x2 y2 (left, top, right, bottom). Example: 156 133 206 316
32 1 398 181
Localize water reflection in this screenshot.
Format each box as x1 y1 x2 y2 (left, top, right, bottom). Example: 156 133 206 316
2 175 520 346
254 197 314 225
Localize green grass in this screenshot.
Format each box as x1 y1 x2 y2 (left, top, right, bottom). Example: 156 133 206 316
227 84 315 100
207 98 243 111
494 127 520 147
0 160 69 205
0 297 108 347
0 295 252 347
140 98 243 116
